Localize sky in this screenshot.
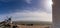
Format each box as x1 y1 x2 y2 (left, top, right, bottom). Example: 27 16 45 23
0 0 52 22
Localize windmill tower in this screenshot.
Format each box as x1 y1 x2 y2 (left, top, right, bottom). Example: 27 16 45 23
8 17 11 23
7 17 12 28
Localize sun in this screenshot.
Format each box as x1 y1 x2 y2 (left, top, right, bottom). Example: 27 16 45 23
49 0 53 6
44 0 53 7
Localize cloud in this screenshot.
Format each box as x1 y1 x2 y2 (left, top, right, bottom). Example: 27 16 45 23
12 12 52 22
25 0 32 4
0 0 52 14
0 10 52 22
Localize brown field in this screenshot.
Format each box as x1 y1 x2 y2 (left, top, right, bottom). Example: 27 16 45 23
16 25 51 28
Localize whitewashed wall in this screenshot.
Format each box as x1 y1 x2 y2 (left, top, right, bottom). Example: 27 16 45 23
53 0 60 28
